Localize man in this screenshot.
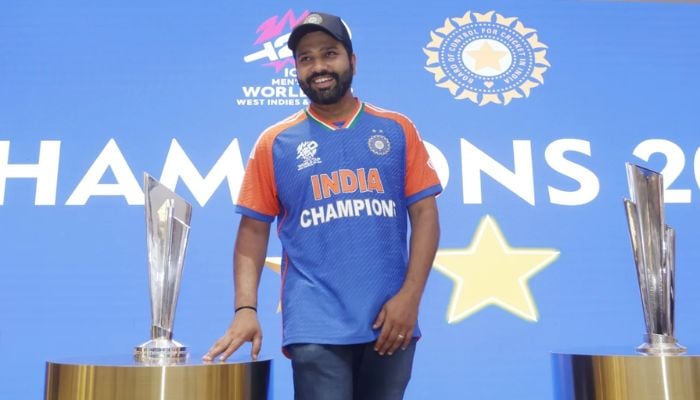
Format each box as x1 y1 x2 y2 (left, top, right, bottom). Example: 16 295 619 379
204 12 441 400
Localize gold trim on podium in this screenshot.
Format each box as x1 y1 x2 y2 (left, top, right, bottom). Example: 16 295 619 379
45 356 271 400
552 352 700 399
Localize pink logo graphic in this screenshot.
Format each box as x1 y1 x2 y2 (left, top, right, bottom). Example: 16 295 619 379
244 9 309 73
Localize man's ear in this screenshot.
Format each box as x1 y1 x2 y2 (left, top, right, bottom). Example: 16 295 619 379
351 53 357 75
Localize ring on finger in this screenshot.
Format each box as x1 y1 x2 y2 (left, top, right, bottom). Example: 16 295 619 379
397 334 405 340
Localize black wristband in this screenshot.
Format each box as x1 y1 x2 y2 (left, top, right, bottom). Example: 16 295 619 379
235 306 257 313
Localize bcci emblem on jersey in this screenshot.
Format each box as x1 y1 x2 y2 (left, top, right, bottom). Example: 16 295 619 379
297 140 322 170
368 134 391 156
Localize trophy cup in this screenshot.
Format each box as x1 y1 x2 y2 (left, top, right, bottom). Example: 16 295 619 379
623 163 686 355
134 173 192 363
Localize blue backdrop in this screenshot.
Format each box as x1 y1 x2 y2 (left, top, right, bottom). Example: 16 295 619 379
2 1 700 398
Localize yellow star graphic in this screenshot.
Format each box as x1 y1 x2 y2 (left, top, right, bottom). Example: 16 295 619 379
434 215 559 323
264 256 282 274
467 41 508 72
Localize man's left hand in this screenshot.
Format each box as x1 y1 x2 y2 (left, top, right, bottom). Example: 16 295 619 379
372 290 419 356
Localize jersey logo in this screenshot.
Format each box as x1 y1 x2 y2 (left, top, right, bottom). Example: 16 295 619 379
297 140 322 170
368 131 391 156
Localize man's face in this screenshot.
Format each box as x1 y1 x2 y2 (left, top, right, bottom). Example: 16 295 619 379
294 31 355 105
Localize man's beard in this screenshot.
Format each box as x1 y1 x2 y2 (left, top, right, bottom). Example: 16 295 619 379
298 68 353 105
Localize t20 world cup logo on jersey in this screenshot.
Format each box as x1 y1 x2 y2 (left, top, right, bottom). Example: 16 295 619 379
296 140 322 170
236 9 310 108
424 11 550 106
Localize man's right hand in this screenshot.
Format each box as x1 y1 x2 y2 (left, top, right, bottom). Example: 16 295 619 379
203 309 262 362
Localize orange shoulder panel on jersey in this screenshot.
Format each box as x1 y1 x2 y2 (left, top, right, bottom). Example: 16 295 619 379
237 111 307 218
364 103 441 198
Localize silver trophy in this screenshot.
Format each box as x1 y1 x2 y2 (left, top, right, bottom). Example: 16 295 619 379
623 163 685 355
134 174 192 363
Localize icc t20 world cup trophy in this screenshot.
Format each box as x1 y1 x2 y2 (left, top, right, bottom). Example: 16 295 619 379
134 173 193 363
624 163 685 355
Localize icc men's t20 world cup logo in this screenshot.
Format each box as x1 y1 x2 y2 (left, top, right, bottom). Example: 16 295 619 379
424 11 550 106
237 9 311 108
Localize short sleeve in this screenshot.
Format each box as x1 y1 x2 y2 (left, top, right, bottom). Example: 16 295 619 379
236 132 280 222
398 117 442 205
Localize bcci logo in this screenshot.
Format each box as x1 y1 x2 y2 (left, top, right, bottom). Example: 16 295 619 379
297 141 322 170
368 133 391 156
424 11 550 106
303 14 323 25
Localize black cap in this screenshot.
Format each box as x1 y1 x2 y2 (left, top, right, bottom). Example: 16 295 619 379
288 12 352 55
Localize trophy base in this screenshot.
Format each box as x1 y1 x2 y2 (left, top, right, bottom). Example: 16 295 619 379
134 338 188 364
636 333 687 355
45 355 271 400
552 350 700 399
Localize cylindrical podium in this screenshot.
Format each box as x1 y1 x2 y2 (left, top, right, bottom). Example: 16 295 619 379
552 350 700 399
45 356 271 400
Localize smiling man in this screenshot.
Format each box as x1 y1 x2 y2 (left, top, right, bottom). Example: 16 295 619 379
204 12 442 400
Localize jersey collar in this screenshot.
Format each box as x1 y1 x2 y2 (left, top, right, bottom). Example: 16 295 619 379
305 100 364 131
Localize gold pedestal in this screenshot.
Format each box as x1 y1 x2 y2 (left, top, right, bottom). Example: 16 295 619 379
552 351 700 399
45 356 271 400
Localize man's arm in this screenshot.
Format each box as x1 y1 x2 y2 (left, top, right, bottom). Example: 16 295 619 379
373 195 440 355
203 215 271 361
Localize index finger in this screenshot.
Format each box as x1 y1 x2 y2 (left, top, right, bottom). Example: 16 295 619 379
203 337 230 361
218 338 246 362
373 322 395 354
